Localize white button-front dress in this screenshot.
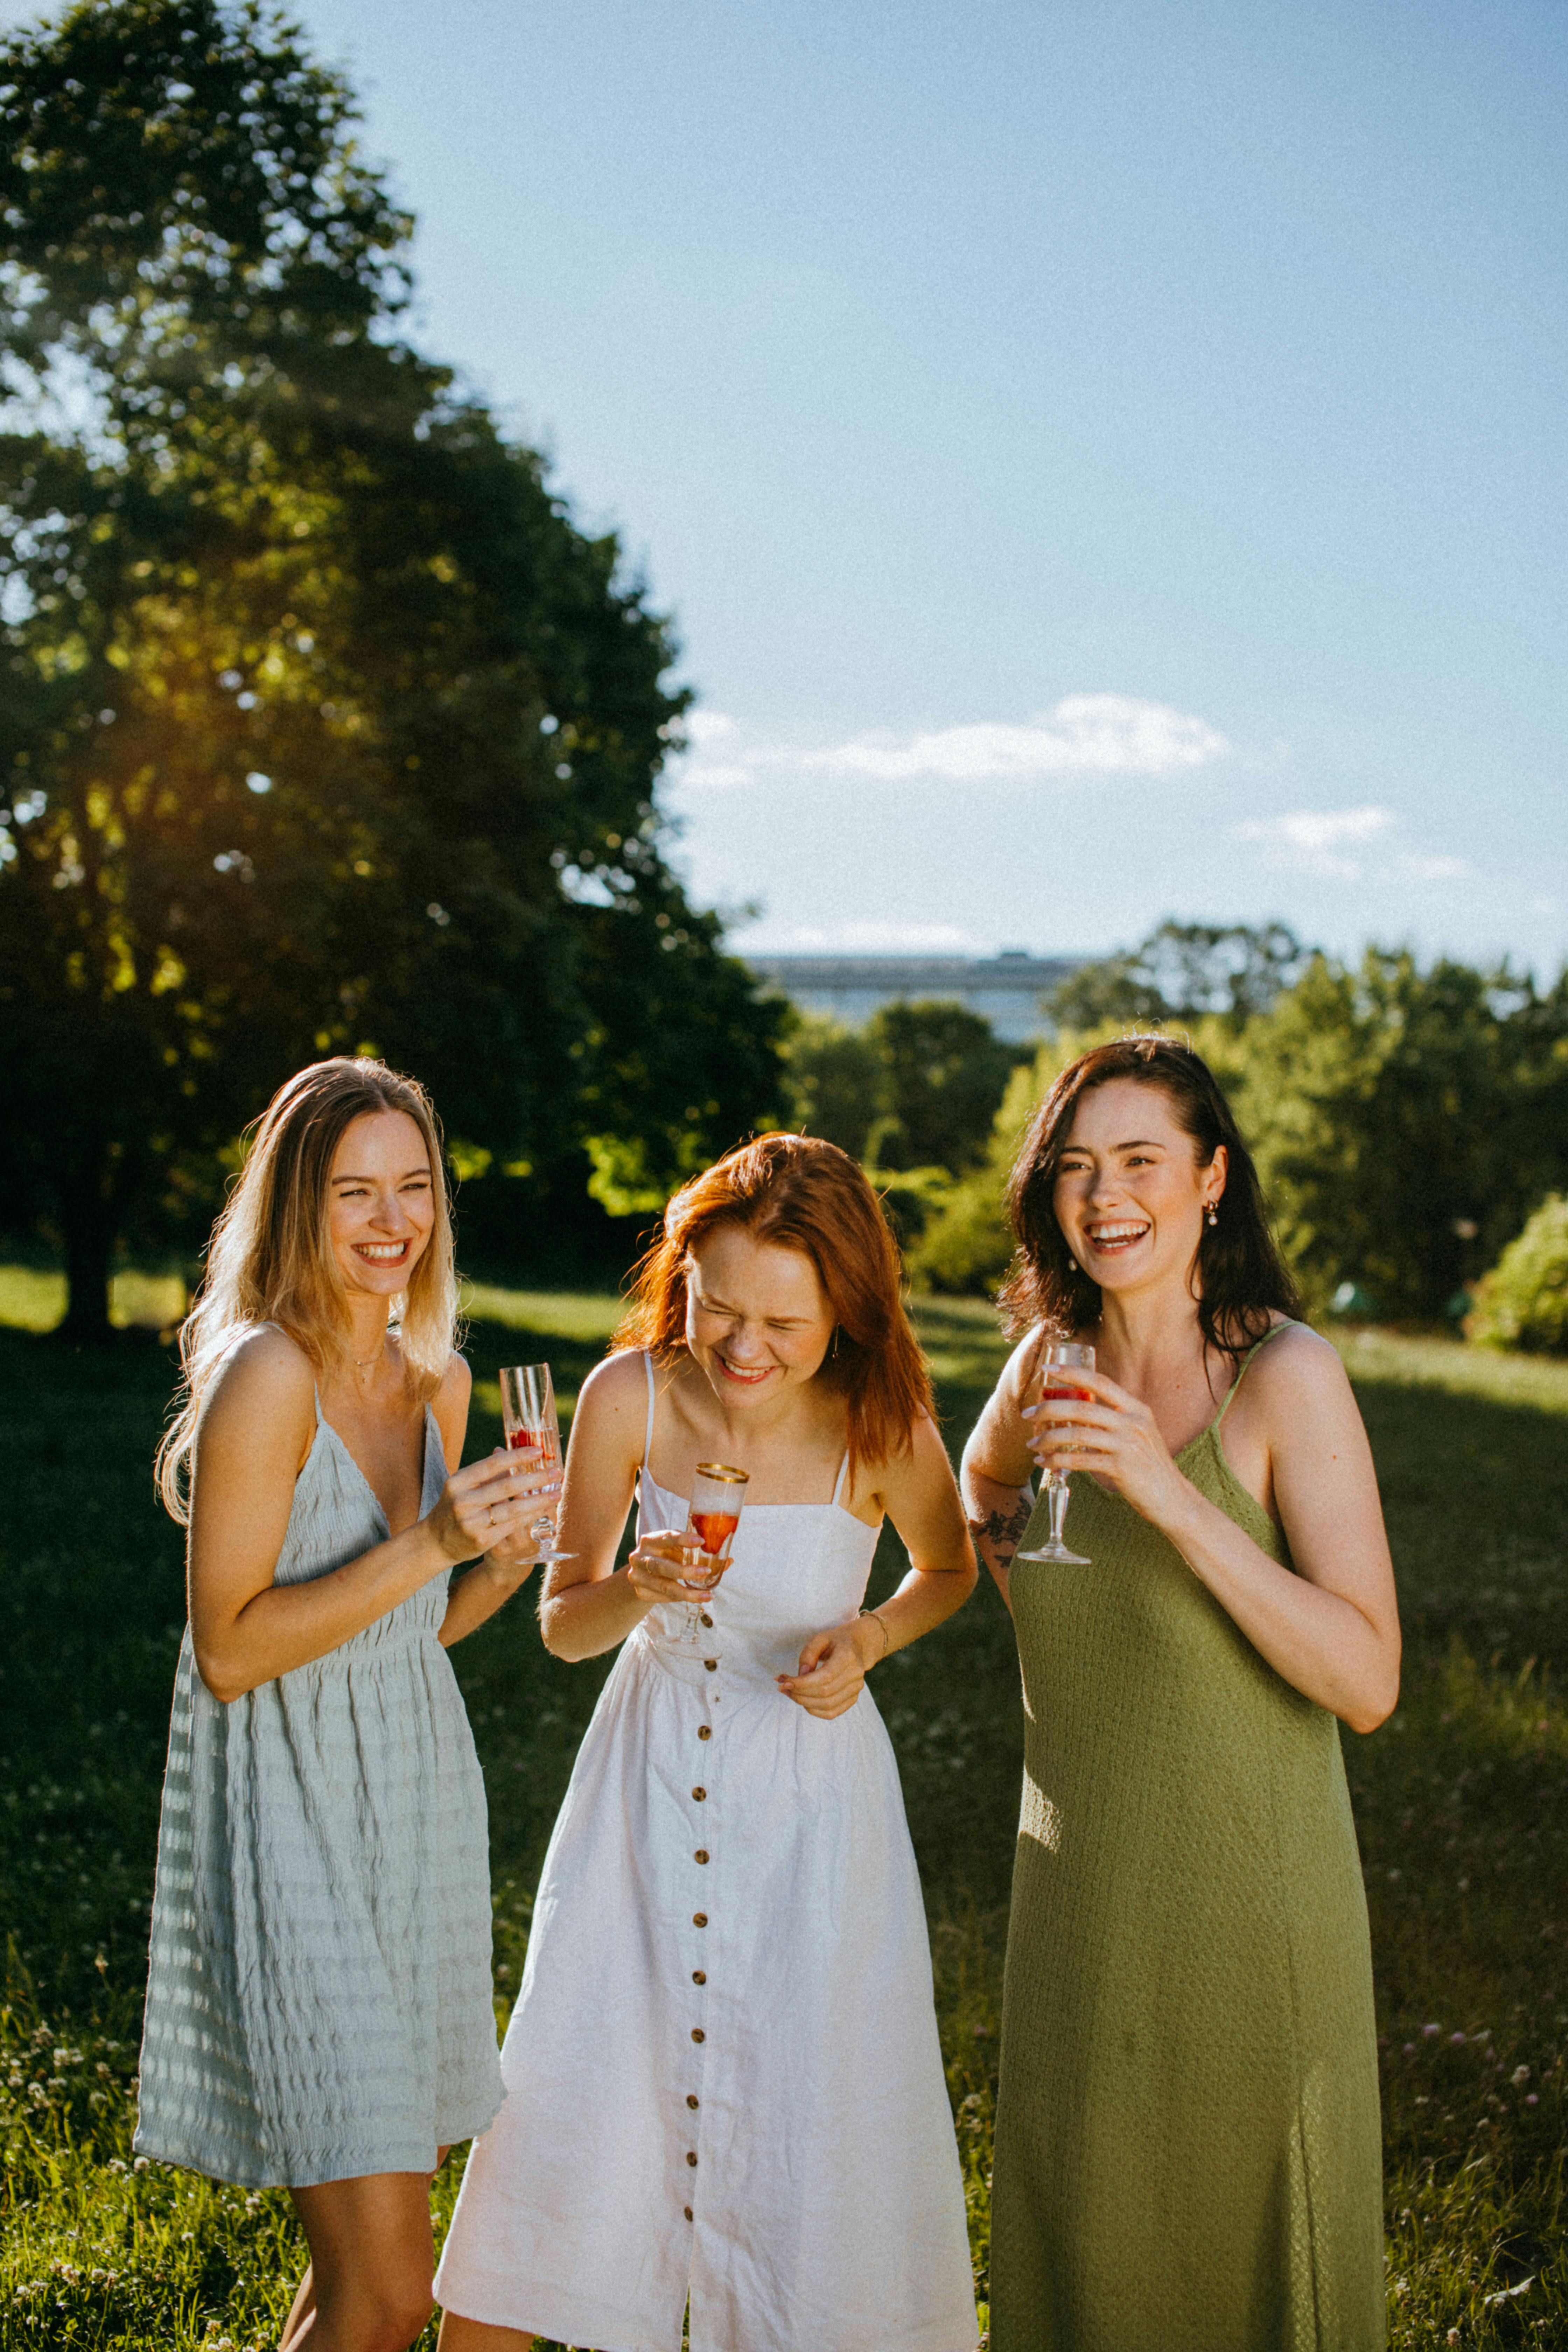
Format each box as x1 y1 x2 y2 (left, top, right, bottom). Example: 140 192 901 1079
434 1354 978 2352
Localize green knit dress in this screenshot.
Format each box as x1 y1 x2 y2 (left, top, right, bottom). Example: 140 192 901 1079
990 1328 1386 2352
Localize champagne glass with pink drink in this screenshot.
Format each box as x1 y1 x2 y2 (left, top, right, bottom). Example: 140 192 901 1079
674 1463 749 1646
498 1363 574 1564
1016 1342 1095 1564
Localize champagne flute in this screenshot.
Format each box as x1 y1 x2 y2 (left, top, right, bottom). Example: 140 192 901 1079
674 1462 749 1647
1016 1342 1096 1564
498 1363 574 1564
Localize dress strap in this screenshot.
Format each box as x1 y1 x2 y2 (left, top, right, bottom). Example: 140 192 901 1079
641 1349 657 1471
830 1451 851 1508
1213 1319 1295 1426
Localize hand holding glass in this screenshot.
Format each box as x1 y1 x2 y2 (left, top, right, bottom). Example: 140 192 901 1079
498 1363 573 1565
1017 1342 1096 1565
671 1462 749 1646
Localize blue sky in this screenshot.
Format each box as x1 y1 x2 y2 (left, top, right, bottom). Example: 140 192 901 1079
10 0 1566 968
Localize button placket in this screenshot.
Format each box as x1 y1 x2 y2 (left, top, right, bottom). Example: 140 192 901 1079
681 1690 716 2233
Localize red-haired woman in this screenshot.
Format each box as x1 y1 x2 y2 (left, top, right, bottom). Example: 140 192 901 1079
435 1134 980 2352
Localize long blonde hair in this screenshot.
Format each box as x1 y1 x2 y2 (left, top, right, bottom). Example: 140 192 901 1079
156 1058 460 1522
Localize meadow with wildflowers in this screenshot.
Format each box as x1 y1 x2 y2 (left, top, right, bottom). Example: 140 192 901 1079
1 1286 1565 2347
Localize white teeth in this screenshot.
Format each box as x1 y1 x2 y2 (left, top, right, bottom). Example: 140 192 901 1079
357 1244 407 1259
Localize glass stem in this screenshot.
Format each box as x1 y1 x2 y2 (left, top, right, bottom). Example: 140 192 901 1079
1047 1473 1072 1552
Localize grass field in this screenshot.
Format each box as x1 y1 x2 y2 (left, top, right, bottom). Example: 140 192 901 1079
2 1281 1567 2347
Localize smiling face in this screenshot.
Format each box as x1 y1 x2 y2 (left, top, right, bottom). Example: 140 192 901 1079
326 1108 437 1303
1052 1078 1227 1301
684 1221 836 1411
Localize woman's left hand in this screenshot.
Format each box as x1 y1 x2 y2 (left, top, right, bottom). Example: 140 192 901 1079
777 1622 876 1719
1025 1368 1192 1532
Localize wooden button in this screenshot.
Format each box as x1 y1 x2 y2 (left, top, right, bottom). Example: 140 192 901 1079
684 2206 693 2221
692 2028 705 2043
704 1658 718 1671
692 1786 707 1801
686 2093 699 2109
694 1849 709 1864
692 1969 706 1985
693 1912 707 1927
686 2149 698 2166
700 1612 713 1628
698 1725 712 1741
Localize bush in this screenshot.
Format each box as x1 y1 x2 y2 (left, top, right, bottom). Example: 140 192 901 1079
1465 1197 1568 1353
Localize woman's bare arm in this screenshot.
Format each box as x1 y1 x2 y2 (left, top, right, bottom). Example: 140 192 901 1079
536 1353 657 1662
959 1331 1043 1611
188 1332 539 1701
777 1416 978 1719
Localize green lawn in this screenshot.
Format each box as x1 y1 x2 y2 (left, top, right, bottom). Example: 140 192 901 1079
2 1290 1566 2347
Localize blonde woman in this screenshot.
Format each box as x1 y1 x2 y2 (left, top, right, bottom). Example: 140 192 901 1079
135 1058 552 2352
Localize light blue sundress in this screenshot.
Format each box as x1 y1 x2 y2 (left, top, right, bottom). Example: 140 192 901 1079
134 1377 504 2187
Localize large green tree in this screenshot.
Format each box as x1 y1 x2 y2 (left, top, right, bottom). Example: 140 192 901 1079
1048 919 1309 1035
0 0 783 1329
1232 951 1568 1318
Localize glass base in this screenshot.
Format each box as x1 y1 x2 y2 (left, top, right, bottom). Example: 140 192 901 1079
1015 1540 1091 1565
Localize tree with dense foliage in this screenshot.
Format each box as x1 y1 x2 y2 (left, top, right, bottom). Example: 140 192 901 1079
0 0 784 1330
780 1000 1023 1181
1231 951 1568 1319
1465 1197 1568 1354
909 937 1568 1327
1048 919 1308 1035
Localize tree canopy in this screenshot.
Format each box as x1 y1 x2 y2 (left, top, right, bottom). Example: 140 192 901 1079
910 926 1568 1328
0 0 785 1327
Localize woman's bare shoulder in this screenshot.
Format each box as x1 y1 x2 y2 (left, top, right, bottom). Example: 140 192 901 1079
435 1350 472 1408
859 1408 959 1512
572 1348 661 1445
1241 1319 1356 1417
205 1324 316 1412
197 1325 317 1465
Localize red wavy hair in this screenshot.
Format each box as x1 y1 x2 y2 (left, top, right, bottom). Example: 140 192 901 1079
613 1133 935 1477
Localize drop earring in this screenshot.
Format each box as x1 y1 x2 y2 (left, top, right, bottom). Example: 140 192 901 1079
1206 1204 1219 1227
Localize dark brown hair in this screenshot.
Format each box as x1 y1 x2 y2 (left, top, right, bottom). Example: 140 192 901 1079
997 1034 1301 1359
613 1132 935 1477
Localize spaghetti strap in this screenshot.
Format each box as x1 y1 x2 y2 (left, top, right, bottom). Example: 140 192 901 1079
830 1452 851 1509
1213 1318 1296 1426
641 1349 657 1472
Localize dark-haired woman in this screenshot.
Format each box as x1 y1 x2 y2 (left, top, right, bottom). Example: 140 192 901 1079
436 1134 979 2352
961 1037 1398 2352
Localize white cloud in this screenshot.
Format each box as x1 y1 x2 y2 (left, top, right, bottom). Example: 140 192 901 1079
682 710 738 747
1237 805 1396 855
805 693 1232 784
667 692 1232 797
667 709 759 791
1236 805 1470 885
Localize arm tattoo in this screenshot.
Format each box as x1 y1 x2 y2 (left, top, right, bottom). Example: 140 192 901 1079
968 1499 1033 1568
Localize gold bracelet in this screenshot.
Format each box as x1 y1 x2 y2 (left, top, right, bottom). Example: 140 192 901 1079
859 1606 890 1661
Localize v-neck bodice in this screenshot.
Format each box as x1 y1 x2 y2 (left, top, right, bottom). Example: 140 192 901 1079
312 1399 441 1546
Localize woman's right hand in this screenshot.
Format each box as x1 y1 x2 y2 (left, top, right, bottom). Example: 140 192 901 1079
625 1530 712 1610
427 1446 562 1566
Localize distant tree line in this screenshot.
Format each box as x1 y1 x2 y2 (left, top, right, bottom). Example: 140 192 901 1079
0 0 785 1332
908 922 1568 1336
